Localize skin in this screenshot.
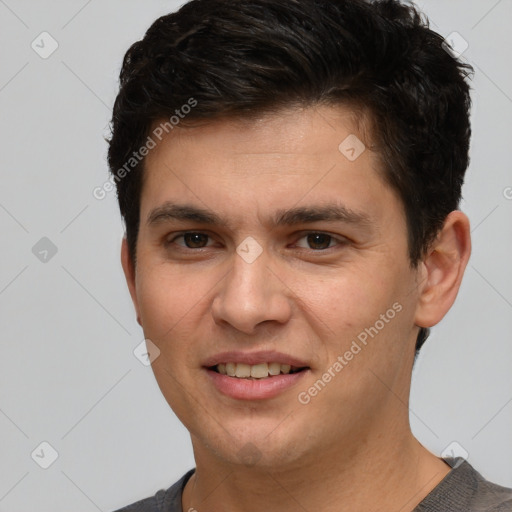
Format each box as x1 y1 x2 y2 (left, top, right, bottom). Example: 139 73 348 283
121 106 471 512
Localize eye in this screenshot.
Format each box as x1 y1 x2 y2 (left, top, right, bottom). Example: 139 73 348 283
169 232 214 249
166 231 346 252
294 232 346 250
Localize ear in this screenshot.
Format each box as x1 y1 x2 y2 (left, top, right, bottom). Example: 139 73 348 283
414 210 471 328
121 237 142 326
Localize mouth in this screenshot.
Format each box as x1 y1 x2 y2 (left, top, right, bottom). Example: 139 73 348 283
203 353 311 400
209 362 308 379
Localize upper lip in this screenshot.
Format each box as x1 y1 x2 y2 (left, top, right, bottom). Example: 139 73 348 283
203 350 310 368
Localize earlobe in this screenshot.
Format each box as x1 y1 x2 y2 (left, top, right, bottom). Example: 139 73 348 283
121 237 142 326
414 211 471 328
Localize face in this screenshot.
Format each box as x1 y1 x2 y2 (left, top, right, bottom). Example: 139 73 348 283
123 106 425 469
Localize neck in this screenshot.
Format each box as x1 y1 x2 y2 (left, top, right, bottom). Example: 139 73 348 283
182 426 451 512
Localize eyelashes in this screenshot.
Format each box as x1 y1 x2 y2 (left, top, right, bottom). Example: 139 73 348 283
166 231 348 252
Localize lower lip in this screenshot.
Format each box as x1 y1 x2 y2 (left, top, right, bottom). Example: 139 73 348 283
205 368 309 400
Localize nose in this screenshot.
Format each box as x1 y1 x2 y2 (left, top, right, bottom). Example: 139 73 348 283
211 248 292 334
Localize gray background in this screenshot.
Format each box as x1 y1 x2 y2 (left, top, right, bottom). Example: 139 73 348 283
0 1 511 510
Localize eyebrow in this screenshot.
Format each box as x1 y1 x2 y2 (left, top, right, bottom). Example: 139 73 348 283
146 202 373 230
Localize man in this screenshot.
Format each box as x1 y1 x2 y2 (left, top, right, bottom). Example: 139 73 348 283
108 0 512 510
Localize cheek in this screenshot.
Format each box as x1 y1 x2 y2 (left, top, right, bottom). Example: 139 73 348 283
295 263 412 377
135 263 207 340
295 264 399 330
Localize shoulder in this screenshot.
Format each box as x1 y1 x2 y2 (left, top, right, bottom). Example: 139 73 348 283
111 469 195 512
470 466 512 512
415 458 512 512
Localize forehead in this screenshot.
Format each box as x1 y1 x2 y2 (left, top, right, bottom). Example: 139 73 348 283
146 105 372 165
139 105 401 229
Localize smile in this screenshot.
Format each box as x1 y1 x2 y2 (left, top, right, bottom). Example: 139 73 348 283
212 362 305 379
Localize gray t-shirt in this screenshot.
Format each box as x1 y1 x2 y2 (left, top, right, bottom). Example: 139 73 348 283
113 458 512 511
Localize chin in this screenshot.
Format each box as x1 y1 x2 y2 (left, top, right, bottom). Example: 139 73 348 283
192 415 312 470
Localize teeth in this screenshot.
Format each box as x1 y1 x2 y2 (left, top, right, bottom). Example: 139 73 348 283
215 362 300 379
268 362 281 375
235 363 251 378
251 363 268 378
226 362 236 377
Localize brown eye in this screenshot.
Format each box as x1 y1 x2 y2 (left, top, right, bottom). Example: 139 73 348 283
307 233 332 250
170 232 211 248
306 233 334 250
183 233 209 248
294 232 347 251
